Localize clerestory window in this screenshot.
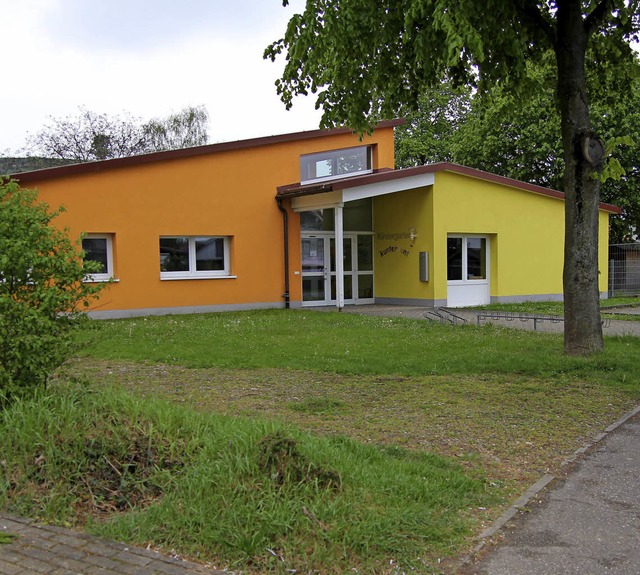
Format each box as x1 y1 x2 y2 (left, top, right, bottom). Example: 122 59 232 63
300 146 372 184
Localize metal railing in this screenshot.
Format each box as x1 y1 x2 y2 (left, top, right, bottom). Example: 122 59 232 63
423 308 468 325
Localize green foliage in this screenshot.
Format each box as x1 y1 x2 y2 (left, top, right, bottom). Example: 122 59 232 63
0 382 491 573
395 50 640 241
267 1 640 354
0 179 105 403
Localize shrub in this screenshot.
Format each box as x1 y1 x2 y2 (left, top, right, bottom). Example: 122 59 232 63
0 178 105 403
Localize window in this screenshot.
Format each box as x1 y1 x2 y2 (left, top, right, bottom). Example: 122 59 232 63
299 199 373 232
160 236 231 279
447 236 487 282
300 146 372 183
82 234 114 282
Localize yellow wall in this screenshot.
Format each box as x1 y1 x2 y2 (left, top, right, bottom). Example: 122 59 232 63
22 126 396 314
373 170 612 303
373 187 435 301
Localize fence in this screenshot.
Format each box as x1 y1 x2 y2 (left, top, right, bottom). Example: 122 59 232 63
609 243 640 297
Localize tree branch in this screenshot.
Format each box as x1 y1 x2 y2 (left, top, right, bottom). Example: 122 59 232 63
584 0 615 35
516 0 556 46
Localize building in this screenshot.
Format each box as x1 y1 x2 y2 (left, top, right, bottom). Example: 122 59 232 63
10 120 619 318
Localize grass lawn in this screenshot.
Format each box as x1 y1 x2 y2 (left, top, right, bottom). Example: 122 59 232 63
4 308 640 574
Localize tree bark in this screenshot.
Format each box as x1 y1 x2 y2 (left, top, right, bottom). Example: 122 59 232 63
555 0 604 355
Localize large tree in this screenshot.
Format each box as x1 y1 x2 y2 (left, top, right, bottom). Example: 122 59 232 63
266 0 640 355
24 105 209 162
394 51 640 242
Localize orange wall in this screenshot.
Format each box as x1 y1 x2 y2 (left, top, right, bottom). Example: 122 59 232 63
22 126 396 314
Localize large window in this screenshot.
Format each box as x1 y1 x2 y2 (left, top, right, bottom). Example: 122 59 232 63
82 234 114 282
300 146 372 183
160 236 231 279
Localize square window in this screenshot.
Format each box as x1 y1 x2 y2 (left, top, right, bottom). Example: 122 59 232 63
82 234 114 282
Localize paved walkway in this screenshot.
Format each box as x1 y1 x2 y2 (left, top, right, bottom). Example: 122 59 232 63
0 514 229 575
461 407 640 575
328 303 640 337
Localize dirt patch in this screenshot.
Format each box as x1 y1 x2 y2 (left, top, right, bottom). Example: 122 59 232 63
60 357 640 506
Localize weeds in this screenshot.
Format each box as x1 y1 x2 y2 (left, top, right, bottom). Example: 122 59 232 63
0 382 492 574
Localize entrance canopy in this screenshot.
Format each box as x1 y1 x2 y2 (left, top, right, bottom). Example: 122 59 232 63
277 166 436 212
277 166 437 309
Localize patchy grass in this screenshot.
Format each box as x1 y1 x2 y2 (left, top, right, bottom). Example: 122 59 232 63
0 383 492 574
65 357 640 495
14 309 640 573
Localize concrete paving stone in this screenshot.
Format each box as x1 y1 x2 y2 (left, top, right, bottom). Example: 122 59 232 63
0 559 24 575
49 568 84 575
81 541 127 559
0 518 31 534
48 534 89 549
17 546 59 564
16 555 55 574
113 550 153 568
110 563 161 575
47 556 92 572
83 553 127 571
84 568 121 575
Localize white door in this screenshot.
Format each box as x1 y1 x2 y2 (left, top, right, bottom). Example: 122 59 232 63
447 236 490 307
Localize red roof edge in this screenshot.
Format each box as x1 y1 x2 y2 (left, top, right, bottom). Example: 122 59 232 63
277 161 622 214
9 119 406 184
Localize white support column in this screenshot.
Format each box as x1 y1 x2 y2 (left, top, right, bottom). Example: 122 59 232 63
334 204 345 309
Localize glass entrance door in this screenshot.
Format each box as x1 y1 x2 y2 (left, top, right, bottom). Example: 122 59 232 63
301 237 327 303
301 233 374 306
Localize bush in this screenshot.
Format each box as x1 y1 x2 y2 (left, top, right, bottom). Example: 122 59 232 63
0 178 105 403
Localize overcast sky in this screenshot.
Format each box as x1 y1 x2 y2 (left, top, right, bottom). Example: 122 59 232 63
1 0 323 154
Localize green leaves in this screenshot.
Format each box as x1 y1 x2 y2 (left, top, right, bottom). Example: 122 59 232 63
0 178 107 404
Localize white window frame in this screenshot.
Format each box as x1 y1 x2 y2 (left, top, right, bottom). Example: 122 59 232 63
446 235 490 286
82 234 114 283
300 146 373 184
160 236 233 280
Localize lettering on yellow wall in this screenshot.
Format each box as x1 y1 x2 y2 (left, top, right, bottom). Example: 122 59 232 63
378 228 417 257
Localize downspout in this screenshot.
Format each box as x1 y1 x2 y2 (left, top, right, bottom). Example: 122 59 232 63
276 196 290 309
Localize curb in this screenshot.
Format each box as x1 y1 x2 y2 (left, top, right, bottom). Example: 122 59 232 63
459 403 640 568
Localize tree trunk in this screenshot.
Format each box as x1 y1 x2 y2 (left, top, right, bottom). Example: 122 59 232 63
555 1 604 355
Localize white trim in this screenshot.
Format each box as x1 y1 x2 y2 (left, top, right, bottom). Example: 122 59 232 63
342 173 435 201
291 173 436 212
160 274 237 281
335 205 345 308
160 236 231 279
82 233 114 282
446 235 491 308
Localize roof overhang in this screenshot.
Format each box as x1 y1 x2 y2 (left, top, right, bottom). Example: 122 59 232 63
286 170 436 211
276 162 622 215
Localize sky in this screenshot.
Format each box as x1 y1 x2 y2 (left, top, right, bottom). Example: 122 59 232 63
1 0 324 155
